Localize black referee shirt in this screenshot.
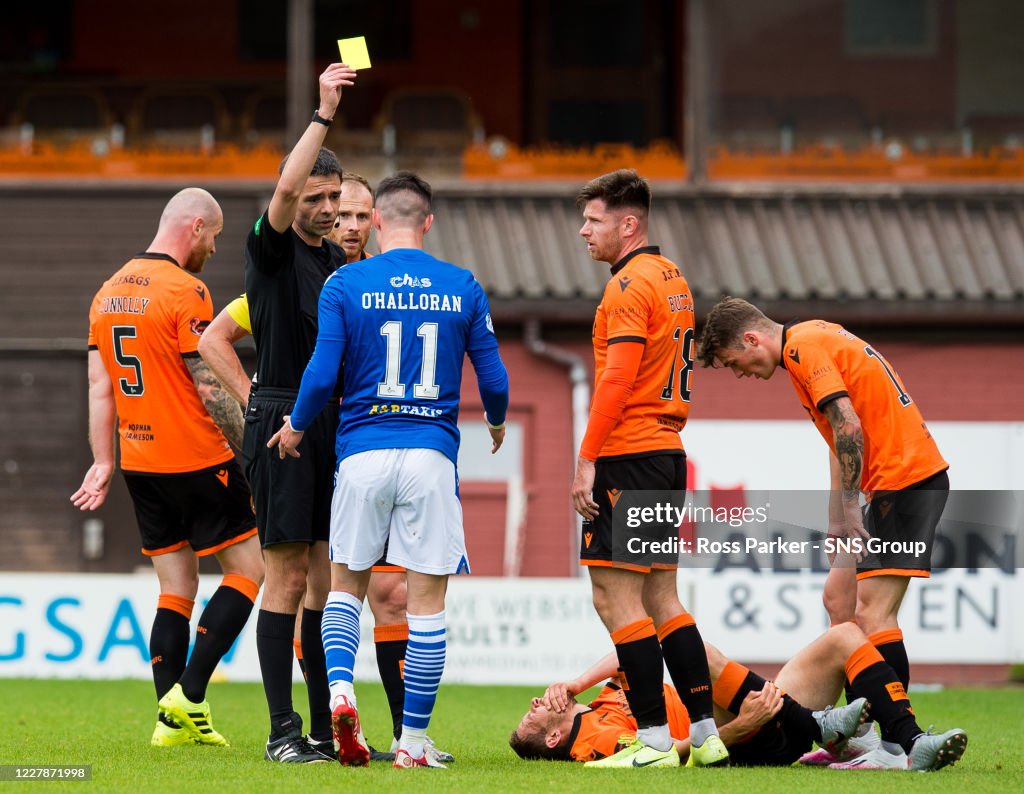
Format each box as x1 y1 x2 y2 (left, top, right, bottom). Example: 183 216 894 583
244 210 347 391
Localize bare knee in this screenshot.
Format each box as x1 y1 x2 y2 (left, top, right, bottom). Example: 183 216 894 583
368 572 407 624
273 567 308 602
151 551 200 600
854 576 909 635
216 537 265 587
641 572 684 627
263 546 311 610
590 578 617 624
822 566 857 625
823 588 855 626
854 601 892 636
591 577 647 630
304 543 331 608
826 621 867 656
161 571 200 601
704 642 728 679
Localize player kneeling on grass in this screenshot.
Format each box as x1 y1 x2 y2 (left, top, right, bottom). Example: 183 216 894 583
510 622 966 772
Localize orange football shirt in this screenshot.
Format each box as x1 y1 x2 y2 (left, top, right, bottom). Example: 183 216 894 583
591 248 694 458
88 254 234 474
569 683 691 762
781 320 947 495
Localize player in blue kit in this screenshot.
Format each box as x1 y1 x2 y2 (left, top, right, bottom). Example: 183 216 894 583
269 171 509 769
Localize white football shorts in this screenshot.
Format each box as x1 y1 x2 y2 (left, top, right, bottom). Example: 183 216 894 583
329 448 469 575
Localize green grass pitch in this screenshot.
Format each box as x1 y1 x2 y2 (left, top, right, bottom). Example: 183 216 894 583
0 679 1020 792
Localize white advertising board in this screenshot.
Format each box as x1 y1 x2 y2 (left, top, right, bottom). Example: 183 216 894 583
1 420 1020 684
1 570 1019 685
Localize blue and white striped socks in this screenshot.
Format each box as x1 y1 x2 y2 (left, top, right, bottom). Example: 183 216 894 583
322 591 362 706
399 610 447 758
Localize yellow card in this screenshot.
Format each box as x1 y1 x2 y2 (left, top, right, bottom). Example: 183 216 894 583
337 36 371 70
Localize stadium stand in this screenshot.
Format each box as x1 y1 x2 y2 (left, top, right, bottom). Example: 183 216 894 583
375 86 484 155
964 113 1024 151
8 85 116 149
715 94 782 151
126 85 228 150
237 88 288 148
782 94 869 149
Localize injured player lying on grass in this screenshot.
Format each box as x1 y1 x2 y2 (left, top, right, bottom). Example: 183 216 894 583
510 622 966 771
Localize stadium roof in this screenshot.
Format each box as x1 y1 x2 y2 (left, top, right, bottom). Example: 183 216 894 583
1 182 1022 346
426 182 1024 326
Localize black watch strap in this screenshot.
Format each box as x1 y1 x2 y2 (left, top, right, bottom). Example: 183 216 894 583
311 110 332 127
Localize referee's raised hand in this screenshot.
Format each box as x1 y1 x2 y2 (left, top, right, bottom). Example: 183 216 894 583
318 62 357 119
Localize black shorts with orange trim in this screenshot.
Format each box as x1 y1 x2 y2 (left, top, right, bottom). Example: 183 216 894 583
857 469 949 580
580 452 685 571
123 458 256 557
242 388 338 547
727 719 814 767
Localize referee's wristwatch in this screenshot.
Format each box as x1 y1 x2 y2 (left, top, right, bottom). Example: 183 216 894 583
311 110 333 127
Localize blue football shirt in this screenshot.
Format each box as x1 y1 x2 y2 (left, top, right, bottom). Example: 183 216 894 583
289 247 509 465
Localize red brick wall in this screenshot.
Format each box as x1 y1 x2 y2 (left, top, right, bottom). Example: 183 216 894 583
460 338 586 576
459 483 508 576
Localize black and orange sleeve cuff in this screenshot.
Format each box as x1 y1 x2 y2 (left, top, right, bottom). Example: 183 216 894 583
816 391 849 412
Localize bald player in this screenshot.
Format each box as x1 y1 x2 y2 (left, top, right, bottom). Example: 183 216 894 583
73 188 264 748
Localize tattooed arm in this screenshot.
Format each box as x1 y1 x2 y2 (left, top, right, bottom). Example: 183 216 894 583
186 356 244 450
198 308 252 407
824 396 869 545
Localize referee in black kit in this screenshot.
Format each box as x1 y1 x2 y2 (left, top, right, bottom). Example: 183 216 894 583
243 62 356 764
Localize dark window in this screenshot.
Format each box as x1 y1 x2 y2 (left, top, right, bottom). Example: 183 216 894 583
240 0 411 62
547 100 647 147
845 0 936 56
0 2 73 74
547 0 647 67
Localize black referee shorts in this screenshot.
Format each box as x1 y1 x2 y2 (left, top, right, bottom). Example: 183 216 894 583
242 387 338 547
